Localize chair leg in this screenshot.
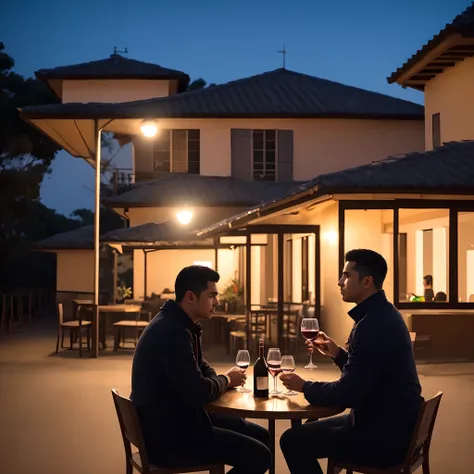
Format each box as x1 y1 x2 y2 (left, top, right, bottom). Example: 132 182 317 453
326 459 343 474
209 465 225 474
87 326 91 351
61 329 65 349
79 326 83 358
114 328 120 351
55 327 61 353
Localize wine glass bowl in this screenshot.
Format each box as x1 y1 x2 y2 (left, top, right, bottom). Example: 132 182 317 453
235 349 251 393
280 355 297 396
267 348 282 395
301 318 319 369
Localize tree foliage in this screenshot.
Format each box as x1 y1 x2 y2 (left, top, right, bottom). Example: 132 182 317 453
0 42 61 245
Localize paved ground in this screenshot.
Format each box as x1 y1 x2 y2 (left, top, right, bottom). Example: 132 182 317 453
0 316 473 474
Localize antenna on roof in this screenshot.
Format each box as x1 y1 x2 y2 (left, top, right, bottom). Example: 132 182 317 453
112 46 129 56
278 44 288 69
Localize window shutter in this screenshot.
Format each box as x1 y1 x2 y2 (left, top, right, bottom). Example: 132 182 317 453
133 136 154 181
231 129 252 180
277 130 294 182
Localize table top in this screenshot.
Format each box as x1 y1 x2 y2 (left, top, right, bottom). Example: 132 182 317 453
98 304 142 313
205 387 344 420
72 299 93 305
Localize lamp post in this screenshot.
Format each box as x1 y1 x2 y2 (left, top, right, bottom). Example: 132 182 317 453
92 118 158 357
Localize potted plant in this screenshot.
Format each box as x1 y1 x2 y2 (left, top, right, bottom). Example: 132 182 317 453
220 279 244 313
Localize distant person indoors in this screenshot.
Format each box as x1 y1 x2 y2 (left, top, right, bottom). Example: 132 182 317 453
131 265 271 473
423 274 435 302
280 249 422 474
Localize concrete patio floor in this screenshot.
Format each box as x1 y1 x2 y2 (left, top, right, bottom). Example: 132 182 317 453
1 316 473 474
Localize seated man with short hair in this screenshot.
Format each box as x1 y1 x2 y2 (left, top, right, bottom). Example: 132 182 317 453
131 265 271 474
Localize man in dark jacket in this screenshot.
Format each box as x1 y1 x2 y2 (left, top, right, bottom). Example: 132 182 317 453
280 249 422 474
131 265 271 473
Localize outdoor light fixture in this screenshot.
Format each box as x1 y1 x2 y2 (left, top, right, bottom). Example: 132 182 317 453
140 119 158 138
176 210 193 225
324 230 338 243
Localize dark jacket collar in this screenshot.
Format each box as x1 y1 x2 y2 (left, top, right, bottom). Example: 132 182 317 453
160 299 202 336
348 290 387 323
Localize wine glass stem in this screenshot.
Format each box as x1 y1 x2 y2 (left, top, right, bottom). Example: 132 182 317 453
309 350 314 366
274 376 277 392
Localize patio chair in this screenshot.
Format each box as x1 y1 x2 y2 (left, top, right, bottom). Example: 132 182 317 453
327 391 443 474
111 389 225 474
113 310 152 351
55 302 91 357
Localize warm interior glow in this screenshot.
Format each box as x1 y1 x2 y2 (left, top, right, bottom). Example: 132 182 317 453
176 210 193 225
140 119 158 138
323 230 338 243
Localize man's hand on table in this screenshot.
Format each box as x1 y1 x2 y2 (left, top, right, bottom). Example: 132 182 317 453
280 373 307 393
224 366 247 388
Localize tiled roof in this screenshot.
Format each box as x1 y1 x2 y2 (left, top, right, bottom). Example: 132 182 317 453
310 140 474 189
388 3 474 83
32 225 94 250
103 174 303 208
198 141 474 236
21 68 424 120
35 54 190 92
102 221 209 246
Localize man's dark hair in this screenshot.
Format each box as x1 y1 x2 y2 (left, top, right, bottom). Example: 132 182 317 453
175 265 220 303
345 249 388 290
424 274 433 287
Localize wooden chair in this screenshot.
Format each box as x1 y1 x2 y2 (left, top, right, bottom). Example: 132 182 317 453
327 391 443 474
111 389 225 474
55 302 91 357
113 310 151 351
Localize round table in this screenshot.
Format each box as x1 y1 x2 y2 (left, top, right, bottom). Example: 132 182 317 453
205 386 344 474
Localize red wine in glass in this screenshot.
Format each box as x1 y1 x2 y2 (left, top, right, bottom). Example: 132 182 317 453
267 362 282 377
301 318 319 369
301 329 319 341
237 362 249 370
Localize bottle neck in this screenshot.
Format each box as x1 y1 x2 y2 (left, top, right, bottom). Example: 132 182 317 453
258 343 264 359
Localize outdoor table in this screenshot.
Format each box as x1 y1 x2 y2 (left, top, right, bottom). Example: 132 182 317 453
97 304 142 349
205 384 344 474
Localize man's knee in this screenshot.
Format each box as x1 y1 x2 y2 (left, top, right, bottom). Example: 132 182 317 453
254 442 272 471
243 419 270 448
280 426 301 455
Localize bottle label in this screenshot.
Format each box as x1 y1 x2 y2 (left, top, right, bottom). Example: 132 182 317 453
256 377 268 390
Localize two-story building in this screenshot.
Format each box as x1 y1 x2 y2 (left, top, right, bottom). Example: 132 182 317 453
190 3 474 360
26 53 425 313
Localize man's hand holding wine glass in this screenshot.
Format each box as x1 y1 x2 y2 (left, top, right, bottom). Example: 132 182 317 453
306 331 341 359
224 366 247 388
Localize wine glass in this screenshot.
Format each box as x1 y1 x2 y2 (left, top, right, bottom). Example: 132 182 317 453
280 355 297 396
301 317 319 369
235 350 251 393
267 348 282 395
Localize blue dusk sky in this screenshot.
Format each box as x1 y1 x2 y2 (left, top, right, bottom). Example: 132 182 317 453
1 0 469 216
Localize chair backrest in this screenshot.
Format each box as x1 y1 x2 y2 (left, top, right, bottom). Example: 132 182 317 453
404 391 443 465
57 303 64 325
111 388 151 473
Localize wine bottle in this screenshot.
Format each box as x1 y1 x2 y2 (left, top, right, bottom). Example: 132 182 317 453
253 338 269 398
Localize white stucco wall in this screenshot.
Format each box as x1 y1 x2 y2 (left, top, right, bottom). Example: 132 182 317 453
61 79 172 103
133 117 425 182
57 251 94 293
424 56 474 150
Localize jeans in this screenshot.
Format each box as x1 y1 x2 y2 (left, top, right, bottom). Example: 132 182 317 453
166 414 271 474
280 415 353 474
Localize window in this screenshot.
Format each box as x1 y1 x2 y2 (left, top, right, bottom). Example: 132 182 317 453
398 208 449 302
153 129 200 173
252 130 276 181
344 209 394 301
432 113 441 148
458 212 474 303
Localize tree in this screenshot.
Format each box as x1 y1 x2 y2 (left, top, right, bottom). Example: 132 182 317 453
187 78 216 91
0 42 61 245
